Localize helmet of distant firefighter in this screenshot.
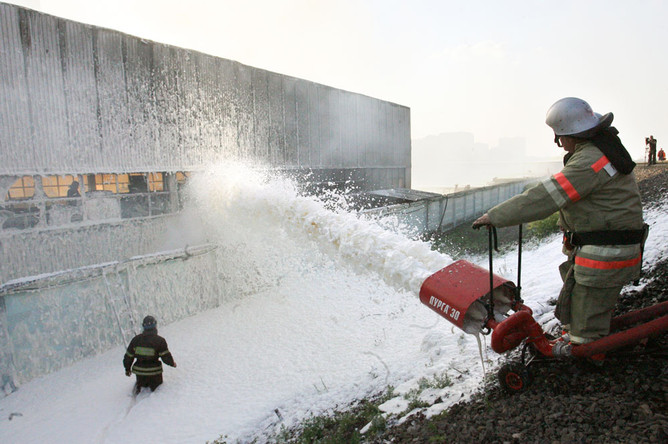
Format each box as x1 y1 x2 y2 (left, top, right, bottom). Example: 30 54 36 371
142 315 157 331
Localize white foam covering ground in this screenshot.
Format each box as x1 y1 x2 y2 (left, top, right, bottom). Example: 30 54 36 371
1 163 666 444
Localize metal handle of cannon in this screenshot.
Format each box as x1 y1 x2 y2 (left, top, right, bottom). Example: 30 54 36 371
483 225 524 334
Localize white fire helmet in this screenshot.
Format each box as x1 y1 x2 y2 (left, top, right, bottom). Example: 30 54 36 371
545 97 613 137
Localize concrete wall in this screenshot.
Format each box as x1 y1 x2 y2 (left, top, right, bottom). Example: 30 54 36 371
0 245 229 386
0 214 180 283
0 3 410 190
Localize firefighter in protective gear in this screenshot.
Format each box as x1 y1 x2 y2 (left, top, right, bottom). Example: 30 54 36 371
473 97 645 347
123 315 177 394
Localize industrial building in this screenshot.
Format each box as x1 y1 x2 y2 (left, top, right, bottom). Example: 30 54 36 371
0 2 412 282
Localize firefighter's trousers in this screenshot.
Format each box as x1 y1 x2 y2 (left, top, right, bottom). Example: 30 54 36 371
557 260 622 344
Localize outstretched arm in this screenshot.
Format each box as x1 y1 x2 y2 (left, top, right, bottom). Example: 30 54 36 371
472 213 493 229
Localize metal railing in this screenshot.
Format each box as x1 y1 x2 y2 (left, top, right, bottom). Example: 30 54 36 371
360 179 539 236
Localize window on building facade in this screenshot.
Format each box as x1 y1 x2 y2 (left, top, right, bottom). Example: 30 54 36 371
2 171 190 230
150 172 165 191
42 175 78 198
6 176 36 200
92 174 120 193
176 171 190 185
3 176 39 229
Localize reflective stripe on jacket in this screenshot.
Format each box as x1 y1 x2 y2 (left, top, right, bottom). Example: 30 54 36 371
487 141 644 287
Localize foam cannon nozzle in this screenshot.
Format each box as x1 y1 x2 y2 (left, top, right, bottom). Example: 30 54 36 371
419 260 530 337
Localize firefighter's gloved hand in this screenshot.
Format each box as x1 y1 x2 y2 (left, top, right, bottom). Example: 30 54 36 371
125 370 131 377
472 213 493 230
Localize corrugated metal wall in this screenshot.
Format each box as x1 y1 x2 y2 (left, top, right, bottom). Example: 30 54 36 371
0 3 410 189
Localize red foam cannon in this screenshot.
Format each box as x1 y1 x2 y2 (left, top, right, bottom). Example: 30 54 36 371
419 260 529 335
420 260 668 359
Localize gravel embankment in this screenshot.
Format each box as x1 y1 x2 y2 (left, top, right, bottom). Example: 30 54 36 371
369 164 668 444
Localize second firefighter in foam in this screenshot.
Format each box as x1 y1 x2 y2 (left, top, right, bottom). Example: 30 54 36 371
123 315 177 394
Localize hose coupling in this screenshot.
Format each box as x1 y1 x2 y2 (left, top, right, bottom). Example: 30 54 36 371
552 341 573 359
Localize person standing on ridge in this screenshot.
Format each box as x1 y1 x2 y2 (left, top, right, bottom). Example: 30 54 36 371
472 97 646 356
123 315 177 394
646 135 657 165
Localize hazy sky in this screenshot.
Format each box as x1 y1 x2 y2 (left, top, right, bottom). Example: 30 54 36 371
7 0 668 160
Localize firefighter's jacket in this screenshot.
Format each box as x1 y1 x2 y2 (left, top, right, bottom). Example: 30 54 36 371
487 141 644 288
123 330 175 376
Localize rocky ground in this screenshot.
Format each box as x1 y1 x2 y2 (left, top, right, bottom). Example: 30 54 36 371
366 164 668 444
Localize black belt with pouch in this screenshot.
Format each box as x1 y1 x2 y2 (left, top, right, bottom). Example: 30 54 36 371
566 226 648 246
566 224 650 285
